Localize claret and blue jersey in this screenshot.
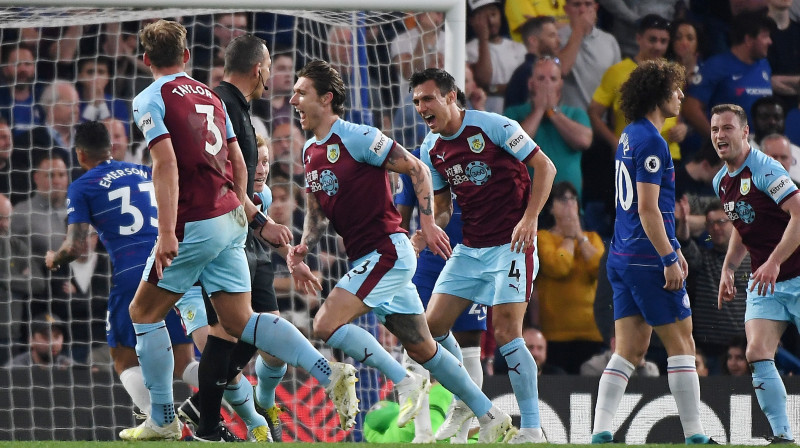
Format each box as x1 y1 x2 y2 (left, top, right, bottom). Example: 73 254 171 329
713 148 800 281
420 109 538 248
302 119 404 261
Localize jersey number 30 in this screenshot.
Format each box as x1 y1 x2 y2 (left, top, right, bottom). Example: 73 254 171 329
108 182 158 235
614 160 633 211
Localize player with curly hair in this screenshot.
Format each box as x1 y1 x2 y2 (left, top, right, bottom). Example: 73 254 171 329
591 59 715 444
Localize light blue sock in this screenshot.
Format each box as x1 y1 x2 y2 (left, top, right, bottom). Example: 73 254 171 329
752 360 793 440
133 321 175 426
500 338 541 429
255 357 287 409
434 331 463 363
423 344 491 417
240 313 331 386
327 324 407 383
224 378 268 431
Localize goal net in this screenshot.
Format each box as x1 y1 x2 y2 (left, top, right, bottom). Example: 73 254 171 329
0 4 462 441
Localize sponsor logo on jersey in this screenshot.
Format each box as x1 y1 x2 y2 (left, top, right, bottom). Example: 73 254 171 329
740 177 750 195
644 155 661 173
468 133 485 153
369 132 390 156
319 169 339 196
327 144 340 163
465 161 492 185
768 175 794 200
735 200 755 224
505 128 532 154
138 112 155 134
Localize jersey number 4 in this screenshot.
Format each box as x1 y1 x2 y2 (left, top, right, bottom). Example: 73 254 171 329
108 182 157 235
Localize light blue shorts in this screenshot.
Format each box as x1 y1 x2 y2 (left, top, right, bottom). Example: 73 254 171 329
745 275 800 328
174 286 208 335
142 206 250 294
432 241 539 306
336 233 424 323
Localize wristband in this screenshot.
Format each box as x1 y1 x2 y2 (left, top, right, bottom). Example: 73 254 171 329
249 211 268 229
661 251 679 267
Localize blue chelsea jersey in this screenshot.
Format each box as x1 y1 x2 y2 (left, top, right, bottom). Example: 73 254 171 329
608 119 679 270
67 160 157 283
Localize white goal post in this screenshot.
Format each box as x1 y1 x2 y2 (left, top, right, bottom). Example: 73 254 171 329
0 1 465 442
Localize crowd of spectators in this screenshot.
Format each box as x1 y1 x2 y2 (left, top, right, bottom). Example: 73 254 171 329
1 1 799 378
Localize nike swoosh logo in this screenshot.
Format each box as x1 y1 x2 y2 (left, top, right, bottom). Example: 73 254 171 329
216 380 227 386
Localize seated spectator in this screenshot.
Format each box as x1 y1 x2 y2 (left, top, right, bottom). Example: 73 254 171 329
0 192 45 365
463 65 487 111
390 11 445 103
504 58 592 198
0 45 43 134
327 24 383 126
666 19 708 159
747 96 800 183
534 182 604 373
723 336 749 376
269 120 306 185
695 348 709 377
102 118 137 164
75 57 130 126
253 50 294 126
677 198 748 375
557 0 620 111
766 0 800 113
598 0 681 59
10 153 71 320
785 102 800 148
761 134 800 184
589 14 684 162
504 16 561 109
0 118 13 200
683 12 776 139
494 327 567 375
467 0 527 113
505 0 568 42
580 328 660 377
6 313 73 369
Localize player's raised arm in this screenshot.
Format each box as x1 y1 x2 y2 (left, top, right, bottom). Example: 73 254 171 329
512 149 556 253
385 144 452 259
46 222 90 271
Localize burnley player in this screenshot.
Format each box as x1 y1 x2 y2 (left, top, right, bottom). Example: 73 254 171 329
45 121 199 422
594 60 713 444
408 68 556 444
395 147 488 444
713 103 800 444
120 21 355 441
287 60 516 443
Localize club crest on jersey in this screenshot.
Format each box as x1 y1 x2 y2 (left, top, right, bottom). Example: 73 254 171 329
467 134 485 153
327 144 340 163
740 178 750 195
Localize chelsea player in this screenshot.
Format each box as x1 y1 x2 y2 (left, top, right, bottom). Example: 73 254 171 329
45 121 199 422
594 59 713 444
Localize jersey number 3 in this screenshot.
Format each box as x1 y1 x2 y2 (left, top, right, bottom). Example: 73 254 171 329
108 182 158 235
